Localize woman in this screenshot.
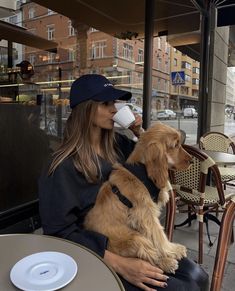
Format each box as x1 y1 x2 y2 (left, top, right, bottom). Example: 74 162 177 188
39 74 209 291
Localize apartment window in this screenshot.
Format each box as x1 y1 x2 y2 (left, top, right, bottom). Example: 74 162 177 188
165 61 169 71
193 67 200 74
182 61 191 70
9 15 17 24
192 78 199 85
165 44 169 54
90 27 98 32
47 25 55 40
28 7 35 19
137 49 144 62
29 54 35 65
91 41 106 59
181 86 189 95
174 58 177 66
123 43 133 61
165 80 169 93
158 78 161 88
137 72 143 83
48 9 55 15
157 58 162 70
68 49 75 61
157 37 161 50
185 74 191 82
68 21 75 36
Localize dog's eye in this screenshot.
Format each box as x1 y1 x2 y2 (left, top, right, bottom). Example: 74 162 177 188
174 142 180 148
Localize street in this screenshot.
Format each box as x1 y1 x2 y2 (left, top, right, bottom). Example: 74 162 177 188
151 116 235 145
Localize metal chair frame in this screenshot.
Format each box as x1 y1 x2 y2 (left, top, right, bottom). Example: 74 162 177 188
210 196 235 291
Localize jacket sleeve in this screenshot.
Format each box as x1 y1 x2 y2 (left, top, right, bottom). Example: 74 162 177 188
38 158 108 258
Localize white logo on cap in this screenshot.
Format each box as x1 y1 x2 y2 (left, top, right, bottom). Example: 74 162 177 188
104 83 113 87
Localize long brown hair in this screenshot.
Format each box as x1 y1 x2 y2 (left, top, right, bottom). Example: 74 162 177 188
49 100 118 182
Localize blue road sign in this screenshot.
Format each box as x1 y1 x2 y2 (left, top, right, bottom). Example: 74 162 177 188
171 71 185 85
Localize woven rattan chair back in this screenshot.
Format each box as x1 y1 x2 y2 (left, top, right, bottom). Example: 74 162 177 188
170 145 225 207
199 131 235 154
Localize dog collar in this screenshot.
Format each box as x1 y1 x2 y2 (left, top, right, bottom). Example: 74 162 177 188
123 163 160 202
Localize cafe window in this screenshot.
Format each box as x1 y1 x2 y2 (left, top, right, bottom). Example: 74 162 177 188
47 52 54 63
47 25 55 40
90 40 106 59
123 43 133 61
29 54 35 65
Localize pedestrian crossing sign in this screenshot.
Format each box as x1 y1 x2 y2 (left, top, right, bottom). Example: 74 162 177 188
171 71 185 85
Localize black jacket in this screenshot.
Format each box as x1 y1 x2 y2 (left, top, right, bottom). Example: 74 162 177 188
38 133 135 257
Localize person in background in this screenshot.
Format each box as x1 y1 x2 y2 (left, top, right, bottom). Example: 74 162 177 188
39 74 209 291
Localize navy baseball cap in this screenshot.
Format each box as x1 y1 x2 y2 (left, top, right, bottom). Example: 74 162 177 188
69 74 132 108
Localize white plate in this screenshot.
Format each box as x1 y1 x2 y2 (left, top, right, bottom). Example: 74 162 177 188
10 251 78 291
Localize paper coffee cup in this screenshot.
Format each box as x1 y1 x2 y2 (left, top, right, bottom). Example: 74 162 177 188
113 105 135 128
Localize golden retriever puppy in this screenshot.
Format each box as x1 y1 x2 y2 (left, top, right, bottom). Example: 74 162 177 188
84 123 192 273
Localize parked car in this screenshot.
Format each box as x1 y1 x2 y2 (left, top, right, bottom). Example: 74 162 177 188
156 109 176 120
183 108 198 118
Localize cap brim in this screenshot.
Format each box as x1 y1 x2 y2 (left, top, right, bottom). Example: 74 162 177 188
92 86 132 102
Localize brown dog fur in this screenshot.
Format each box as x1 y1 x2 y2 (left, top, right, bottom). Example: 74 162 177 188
84 123 192 273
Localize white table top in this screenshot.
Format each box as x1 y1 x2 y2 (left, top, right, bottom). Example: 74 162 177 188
203 150 235 165
0 234 124 291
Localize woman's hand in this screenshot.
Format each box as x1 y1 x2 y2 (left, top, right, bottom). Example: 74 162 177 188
129 114 144 138
104 251 168 291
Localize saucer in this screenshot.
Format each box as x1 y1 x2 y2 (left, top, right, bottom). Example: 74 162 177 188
10 251 78 291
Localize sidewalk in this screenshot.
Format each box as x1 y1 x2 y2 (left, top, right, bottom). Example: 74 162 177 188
172 208 235 290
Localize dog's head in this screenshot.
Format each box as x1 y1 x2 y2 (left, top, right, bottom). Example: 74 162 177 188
128 123 192 188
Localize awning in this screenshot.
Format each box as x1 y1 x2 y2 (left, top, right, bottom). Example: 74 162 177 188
33 0 200 38
168 31 201 61
0 20 57 52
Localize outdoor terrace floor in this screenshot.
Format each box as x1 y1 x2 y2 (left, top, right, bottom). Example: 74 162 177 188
173 205 235 291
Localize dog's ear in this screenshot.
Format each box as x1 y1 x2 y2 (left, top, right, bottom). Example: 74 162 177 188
144 143 169 189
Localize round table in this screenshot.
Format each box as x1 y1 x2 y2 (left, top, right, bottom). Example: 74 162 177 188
203 150 235 165
0 234 125 291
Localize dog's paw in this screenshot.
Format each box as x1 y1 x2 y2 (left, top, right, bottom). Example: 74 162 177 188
171 243 187 260
158 190 169 205
158 257 178 274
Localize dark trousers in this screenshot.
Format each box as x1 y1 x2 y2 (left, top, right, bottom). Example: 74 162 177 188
120 258 209 291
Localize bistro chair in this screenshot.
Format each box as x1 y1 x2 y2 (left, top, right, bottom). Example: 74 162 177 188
210 195 235 291
199 131 235 188
169 144 234 264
